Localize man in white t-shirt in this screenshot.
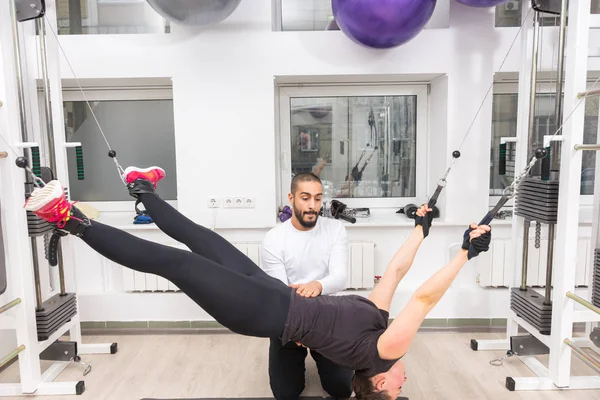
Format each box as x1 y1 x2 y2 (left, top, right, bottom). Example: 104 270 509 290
261 172 352 400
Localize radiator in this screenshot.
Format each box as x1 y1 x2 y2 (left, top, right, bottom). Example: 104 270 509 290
122 242 262 292
346 242 376 290
122 241 376 292
476 237 591 288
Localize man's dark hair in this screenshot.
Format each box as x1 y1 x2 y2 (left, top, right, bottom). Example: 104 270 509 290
291 172 322 195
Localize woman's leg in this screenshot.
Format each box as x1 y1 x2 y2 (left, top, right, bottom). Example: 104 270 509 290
139 192 260 272
24 181 290 338
82 220 291 337
125 167 268 278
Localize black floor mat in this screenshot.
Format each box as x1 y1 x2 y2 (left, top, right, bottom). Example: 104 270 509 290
142 397 409 400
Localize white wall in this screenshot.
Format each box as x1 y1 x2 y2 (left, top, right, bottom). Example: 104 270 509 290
6 1 600 323
280 0 451 31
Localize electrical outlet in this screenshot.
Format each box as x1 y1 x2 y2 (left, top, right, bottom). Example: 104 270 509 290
243 197 255 208
207 197 220 208
223 197 234 208
234 197 244 208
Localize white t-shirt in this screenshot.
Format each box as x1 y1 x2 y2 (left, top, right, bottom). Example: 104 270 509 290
260 217 348 295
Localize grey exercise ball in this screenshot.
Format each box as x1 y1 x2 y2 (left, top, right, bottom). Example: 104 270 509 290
146 0 242 27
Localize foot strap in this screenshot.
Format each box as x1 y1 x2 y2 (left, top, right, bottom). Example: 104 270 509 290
127 179 155 199
134 199 144 216
45 229 68 266
133 201 153 224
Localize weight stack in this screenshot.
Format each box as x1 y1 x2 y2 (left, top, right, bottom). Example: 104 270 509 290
510 288 551 334
27 211 54 237
593 249 600 308
36 293 77 341
510 176 559 335
514 176 559 224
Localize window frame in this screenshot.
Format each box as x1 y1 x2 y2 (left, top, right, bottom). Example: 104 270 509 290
277 83 429 209
271 0 283 31
61 85 176 212
57 0 168 35
489 81 600 208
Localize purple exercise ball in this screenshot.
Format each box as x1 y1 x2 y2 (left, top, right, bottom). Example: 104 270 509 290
331 0 437 49
456 0 510 7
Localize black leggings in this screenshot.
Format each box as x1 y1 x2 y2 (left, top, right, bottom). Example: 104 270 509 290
79 193 291 338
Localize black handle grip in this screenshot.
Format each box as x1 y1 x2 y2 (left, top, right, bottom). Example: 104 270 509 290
422 185 443 238
75 146 84 180
461 211 496 248
479 211 495 226
541 146 551 181
427 190 442 209
31 146 41 177
423 213 431 238
337 213 356 224
499 142 507 175
478 195 511 226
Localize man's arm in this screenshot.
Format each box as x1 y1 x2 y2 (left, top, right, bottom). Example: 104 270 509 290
312 157 327 177
316 225 349 295
377 224 491 360
260 234 289 285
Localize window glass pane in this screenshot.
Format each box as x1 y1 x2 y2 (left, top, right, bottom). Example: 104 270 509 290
495 1 522 27
490 94 518 194
280 0 334 31
495 0 600 27
57 0 166 35
583 95 599 194
290 95 417 198
64 100 177 201
489 93 599 195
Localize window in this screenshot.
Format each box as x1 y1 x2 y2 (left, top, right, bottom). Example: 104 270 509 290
490 83 600 198
62 84 177 204
56 0 167 34
277 0 334 31
490 93 518 194
495 1 524 27
278 85 427 208
495 0 600 28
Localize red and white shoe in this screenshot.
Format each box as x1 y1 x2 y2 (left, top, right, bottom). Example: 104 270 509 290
122 166 165 188
24 181 91 235
24 181 71 227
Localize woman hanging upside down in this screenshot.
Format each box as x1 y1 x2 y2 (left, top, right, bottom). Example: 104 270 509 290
24 166 491 400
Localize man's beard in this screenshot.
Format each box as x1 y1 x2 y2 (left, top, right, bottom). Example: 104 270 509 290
293 206 318 229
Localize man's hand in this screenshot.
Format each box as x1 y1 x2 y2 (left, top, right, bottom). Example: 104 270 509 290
290 281 323 297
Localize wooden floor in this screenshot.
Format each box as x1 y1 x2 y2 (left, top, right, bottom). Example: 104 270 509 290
0 331 598 399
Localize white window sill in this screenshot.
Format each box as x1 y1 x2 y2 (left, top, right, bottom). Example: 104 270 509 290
284 207 597 228
90 207 595 232
278 208 466 228
93 214 162 231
